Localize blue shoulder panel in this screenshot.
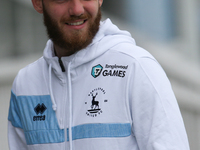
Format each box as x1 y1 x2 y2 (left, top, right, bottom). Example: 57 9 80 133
8 91 23 128
8 91 64 145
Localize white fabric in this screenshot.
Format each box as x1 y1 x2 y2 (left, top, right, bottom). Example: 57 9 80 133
8 19 190 150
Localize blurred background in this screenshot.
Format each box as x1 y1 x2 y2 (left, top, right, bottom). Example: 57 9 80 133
1 0 200 149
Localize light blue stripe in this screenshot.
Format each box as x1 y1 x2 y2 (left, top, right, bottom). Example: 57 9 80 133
8 91 23 128
25 129 65 145
68 123 131 141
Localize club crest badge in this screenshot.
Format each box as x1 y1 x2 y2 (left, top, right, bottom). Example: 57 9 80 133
85 87 108 117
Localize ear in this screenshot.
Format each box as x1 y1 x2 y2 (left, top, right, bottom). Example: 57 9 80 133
32 0 43 14
99 0 103 7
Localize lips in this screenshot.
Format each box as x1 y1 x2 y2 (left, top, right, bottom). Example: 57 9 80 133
66 20 86 26
66 20 85 26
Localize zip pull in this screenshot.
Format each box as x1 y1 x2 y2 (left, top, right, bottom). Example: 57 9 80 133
58 58 66 72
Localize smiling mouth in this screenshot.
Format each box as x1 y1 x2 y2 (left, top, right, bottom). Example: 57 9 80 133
66 20 86 26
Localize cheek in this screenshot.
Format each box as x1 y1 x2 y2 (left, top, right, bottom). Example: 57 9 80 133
83 2 99 17
47 6 67 20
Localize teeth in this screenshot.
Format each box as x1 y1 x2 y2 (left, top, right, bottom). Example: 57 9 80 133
67 21 84 26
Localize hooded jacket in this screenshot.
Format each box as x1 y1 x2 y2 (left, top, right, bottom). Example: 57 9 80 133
8 19 190 150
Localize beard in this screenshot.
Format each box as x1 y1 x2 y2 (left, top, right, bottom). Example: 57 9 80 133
43 4 102 55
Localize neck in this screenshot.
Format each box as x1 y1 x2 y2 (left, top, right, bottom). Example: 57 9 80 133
54 44 76 58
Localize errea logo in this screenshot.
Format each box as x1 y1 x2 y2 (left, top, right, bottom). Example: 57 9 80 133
33 103 47 121
91 64 103 78
34 103 47 115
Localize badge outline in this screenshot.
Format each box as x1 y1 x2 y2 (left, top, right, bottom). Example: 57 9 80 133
91 64 103 78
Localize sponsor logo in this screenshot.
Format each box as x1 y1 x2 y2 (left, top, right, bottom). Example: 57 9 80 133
102 70 126 78
33 103 46 121
85 88 108 117
91 64 128 78
91 64 103 78
105 64 128 70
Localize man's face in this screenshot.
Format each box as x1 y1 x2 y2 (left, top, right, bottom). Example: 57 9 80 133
42 0 103 55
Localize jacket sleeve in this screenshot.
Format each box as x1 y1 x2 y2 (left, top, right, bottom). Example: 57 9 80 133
8 121 28 150
129 57 190 150
8 87 28 150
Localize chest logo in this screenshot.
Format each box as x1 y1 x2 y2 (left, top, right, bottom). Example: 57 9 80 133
91 64 128 78
34 103 47 115
85 88 108 117
91 64 103 78
33 103 47 121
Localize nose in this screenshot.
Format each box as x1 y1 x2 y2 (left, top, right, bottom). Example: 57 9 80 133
68 0 84 16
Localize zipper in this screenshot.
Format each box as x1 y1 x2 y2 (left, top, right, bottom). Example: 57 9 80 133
58 57 66 72
58 58 72 150
57 58 67 150
62 61 73 150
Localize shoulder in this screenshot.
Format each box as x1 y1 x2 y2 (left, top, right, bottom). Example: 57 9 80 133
106 42 161 72
111 42 155 61
107 42 169 85
17 57 46 78
12 57 48 95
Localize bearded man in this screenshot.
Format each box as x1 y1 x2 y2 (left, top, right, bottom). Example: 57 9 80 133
8 0 190 150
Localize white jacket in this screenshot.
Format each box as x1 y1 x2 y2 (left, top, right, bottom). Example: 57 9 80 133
8 19 190 150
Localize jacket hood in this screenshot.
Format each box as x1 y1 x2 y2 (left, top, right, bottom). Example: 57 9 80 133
43 18 135 69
